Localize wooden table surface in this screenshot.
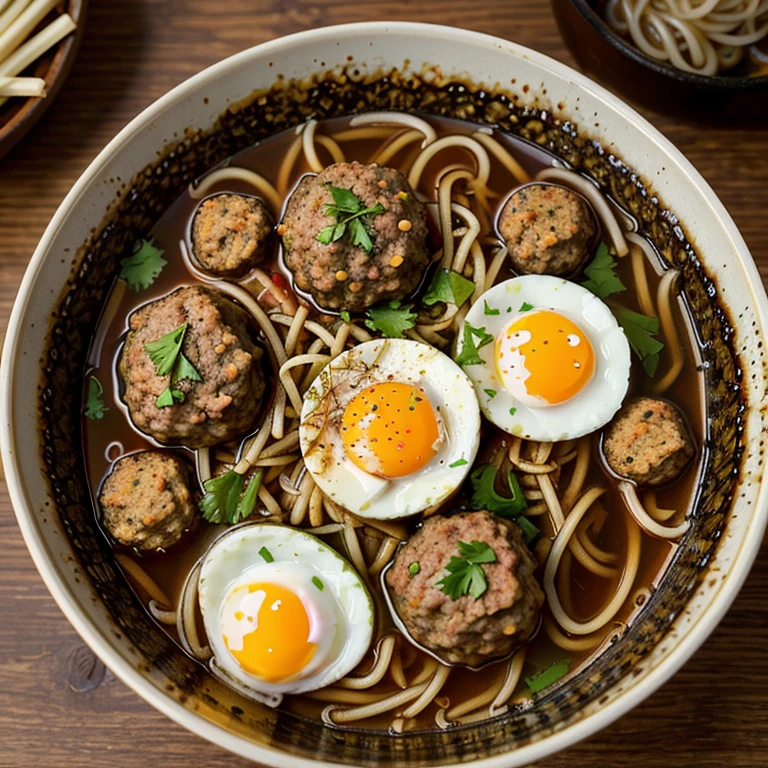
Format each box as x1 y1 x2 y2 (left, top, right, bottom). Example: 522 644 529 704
1 1 766 766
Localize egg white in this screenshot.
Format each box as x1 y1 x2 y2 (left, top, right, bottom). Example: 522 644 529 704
456 275 630 442
198 523 373 696
299 338 481 520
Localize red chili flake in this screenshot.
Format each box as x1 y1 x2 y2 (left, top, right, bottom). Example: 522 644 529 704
271 272 287 290
396 442 404 451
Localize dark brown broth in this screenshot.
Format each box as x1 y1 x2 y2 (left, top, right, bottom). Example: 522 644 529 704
81 112 707 730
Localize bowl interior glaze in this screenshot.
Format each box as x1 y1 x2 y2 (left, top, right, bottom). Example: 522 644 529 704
2 22 768 768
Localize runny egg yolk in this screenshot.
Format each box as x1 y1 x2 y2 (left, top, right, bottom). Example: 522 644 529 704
341 382 439 478
221 583 316 682
495 310 595 406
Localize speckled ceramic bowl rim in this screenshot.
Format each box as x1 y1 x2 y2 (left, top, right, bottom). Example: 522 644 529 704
2 21 768 768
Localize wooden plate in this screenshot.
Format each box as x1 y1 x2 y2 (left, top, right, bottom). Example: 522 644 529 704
0 0 88 160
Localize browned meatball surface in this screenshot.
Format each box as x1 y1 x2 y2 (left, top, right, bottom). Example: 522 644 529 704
99 451 197 552
192 193 273 276
498 183 596 276
280 161 430 312
603 397 695 486
386 511 543 667
119 286 265 448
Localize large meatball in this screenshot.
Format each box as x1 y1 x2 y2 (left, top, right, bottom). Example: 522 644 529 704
386 511 543 667
280 161 430 312
191 193 274 277
99 451 197 552
498 182 596 276
603 397 695 486
119 286 265 448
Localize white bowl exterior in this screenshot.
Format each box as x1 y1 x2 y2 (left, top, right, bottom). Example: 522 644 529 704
2 21 768 768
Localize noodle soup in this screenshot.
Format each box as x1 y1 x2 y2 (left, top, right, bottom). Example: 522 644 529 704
82 112 704 733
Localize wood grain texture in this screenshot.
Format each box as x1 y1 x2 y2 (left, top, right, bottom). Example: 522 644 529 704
0 1 766 766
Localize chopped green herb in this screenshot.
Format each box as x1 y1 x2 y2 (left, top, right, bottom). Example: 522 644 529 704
470 465 527 518
449 458 468 468
525 659 570 693
84 375 108 420
423 269 475 308
436 540 496 600
580 242 626 299
616 308 664 377
364 300 417 338
519 301 534 312
259 546 274 563
408 562 420 578
454 322 494 366
312 576 325 591
515 515 539 544
509 407 517 416
199 469 263 525
316 185 384 254
144 323 202 408
340 310 351 324
484 388 497 399
483 299 500 315
119 239 167 292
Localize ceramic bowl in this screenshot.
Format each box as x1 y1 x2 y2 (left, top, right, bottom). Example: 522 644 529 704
0 0 89 160
551 0 768 123
2 21 767 768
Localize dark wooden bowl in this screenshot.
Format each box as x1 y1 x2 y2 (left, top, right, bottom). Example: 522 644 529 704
551 0 768 124
0 0 88 160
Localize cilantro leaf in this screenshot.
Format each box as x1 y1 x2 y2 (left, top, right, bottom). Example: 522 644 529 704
316 185 384 254
449 458 468 468
484 299 500 315
259 546 274 563
84 375 108 420
469 465 527 519
119 239 167 292
616 308 664 377
173 353 203 384
312 576 325 591
525 659 570 693
145 324 187 376
348 218 374 252
519 301 534 312
436 540 497 600
365 300 417 338
316 225 335 245
581 242 626 299
484 388 497 399
454 322 493 366
340 311 351 324
327 185 361 213
423 269 475 308
199 470 263 525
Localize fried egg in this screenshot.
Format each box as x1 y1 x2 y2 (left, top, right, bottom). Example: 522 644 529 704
198 523 373 699
456 275 630 441
299 338 481 520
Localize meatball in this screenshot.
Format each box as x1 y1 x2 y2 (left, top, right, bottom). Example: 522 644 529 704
99 451 197 552
386 511 543 667
603 397 695 486
280 161 430 312
191 193 273 276
497 182 596 276
119 286 265 448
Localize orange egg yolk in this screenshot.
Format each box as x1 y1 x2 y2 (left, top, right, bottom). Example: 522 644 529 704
495 310 595 405
341 382 440 478
222 583 316 682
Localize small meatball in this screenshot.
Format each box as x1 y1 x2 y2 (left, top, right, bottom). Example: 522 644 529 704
603 397 695 486
99 451 197 552
191 193 274 276
280 161 430 312
119 286 265 448
386 511 543 667
497 182 596 276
